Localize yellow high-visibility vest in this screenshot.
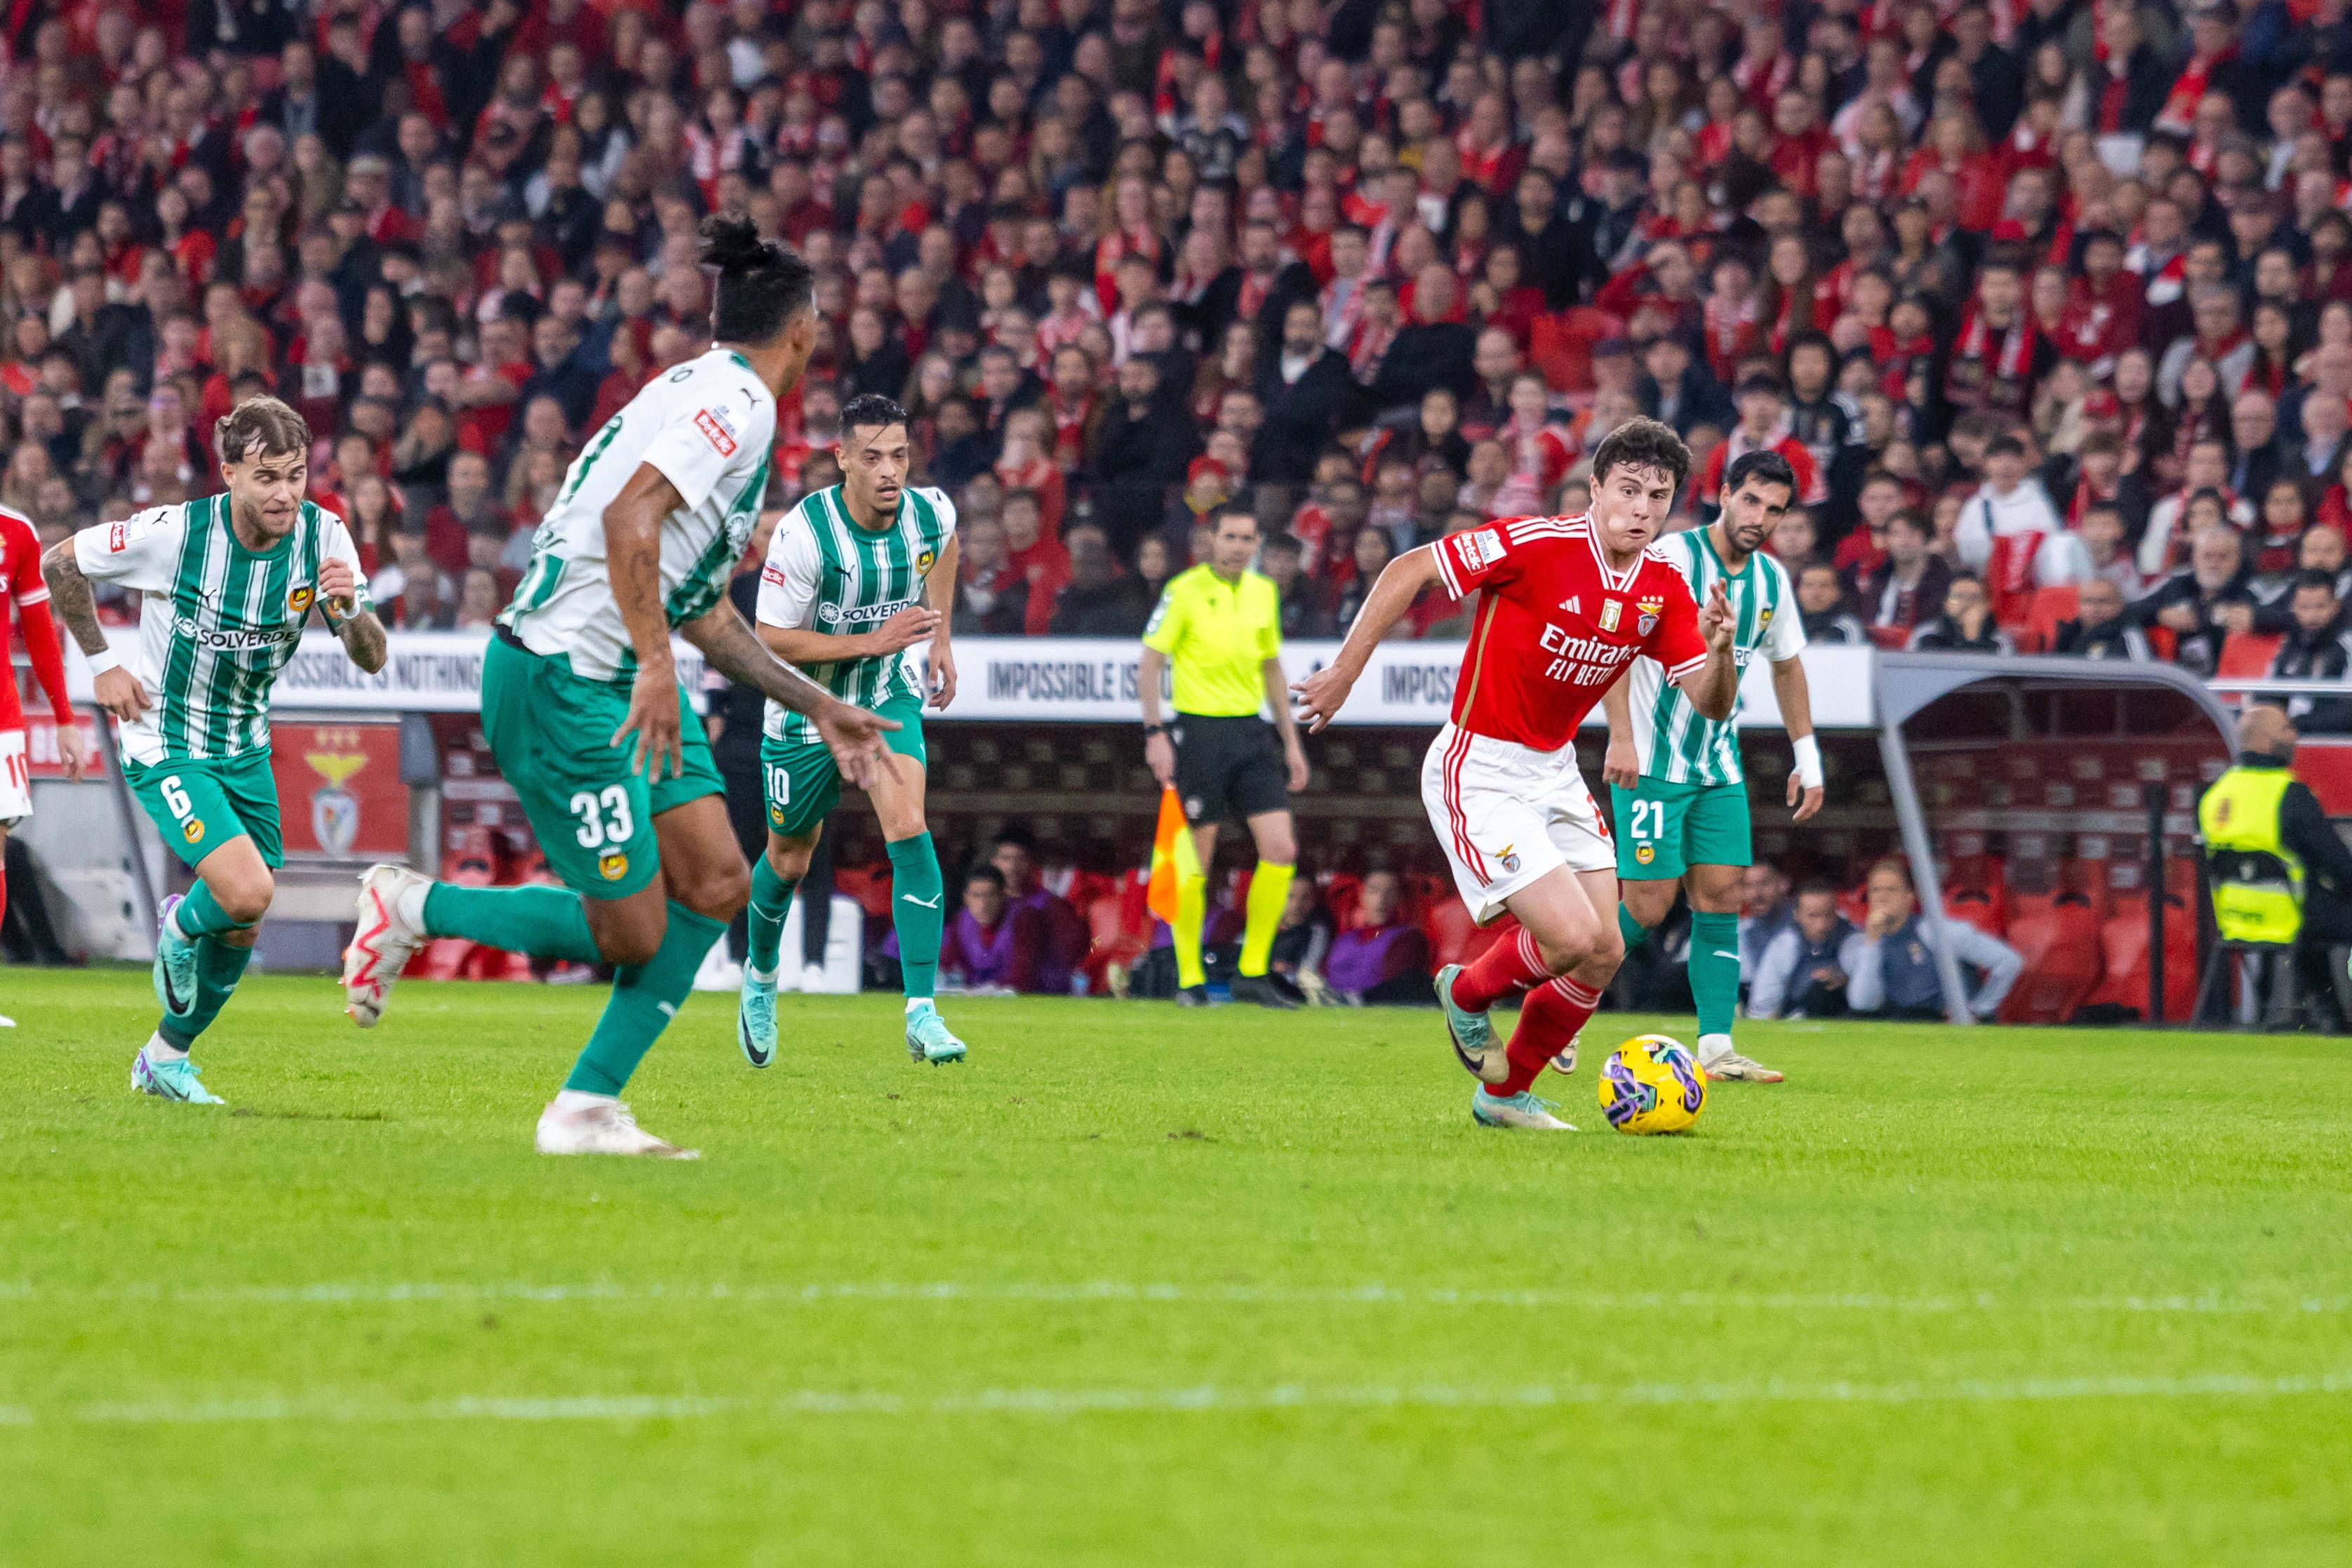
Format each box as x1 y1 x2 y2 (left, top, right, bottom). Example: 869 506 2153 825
2198 764 2304 944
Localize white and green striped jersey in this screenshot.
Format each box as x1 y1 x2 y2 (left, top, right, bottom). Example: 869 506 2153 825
70 494 370 766
756 482 956 742
502 347 775 682
1624 525 1805 786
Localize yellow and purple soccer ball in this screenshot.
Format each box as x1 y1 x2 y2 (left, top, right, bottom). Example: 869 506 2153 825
1597 1034 1708 1134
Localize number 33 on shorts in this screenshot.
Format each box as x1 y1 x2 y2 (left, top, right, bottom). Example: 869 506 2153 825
569 784 639 880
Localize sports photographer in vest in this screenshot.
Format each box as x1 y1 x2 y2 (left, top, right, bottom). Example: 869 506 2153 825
2200 706 2352 1031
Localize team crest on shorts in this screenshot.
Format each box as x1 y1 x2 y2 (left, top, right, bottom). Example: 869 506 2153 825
1497 843 1521 873
182 819 204 845
599 852 629 880
1636 597 1664 636
768 802 787 826
1635 843 1655 866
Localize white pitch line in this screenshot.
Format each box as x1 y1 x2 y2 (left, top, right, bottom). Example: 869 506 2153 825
3 1280 2350 1315
24 1371 2352 1427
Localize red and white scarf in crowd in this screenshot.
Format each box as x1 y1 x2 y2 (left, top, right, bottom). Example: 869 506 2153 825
1946 307 2038 413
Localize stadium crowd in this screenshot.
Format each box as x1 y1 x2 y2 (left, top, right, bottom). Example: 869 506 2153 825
2 0 2351 709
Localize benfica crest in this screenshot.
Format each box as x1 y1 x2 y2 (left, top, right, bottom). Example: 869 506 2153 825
307 744 370 855
1636 597 1664 637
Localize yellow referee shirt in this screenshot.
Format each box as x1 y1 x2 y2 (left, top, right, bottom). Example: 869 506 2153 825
1143 564 1282 717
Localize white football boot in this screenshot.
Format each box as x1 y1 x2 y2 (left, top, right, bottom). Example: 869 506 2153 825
534 1094 700 1158
1699 1033 1784 1083
344 863 432 1026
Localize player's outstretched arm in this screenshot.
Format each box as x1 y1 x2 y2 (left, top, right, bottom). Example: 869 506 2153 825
680 600 899 790
1770 655 1824 822
40 539 147 723
1291 544 1443 731
1685 580 1740 723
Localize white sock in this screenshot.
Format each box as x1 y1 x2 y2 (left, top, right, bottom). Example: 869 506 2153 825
905 996 932 1014
744 962 777 984
395 880 432 931
145 1033 188 1063
552 1088 615 1113
1697 1032 1735 1066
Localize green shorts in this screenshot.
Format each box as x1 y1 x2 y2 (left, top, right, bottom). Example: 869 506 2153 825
1612 777 1753 881
759 688 927 840
481 633 725 899
126 751 283 870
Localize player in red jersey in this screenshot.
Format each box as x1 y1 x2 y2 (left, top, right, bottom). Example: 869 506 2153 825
0 507 89 1019
1294 420 1737 1130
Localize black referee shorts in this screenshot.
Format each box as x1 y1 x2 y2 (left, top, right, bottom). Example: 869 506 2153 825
1172 713 1290 826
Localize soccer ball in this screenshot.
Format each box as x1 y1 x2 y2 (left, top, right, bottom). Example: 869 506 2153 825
1596 1034 1708 1134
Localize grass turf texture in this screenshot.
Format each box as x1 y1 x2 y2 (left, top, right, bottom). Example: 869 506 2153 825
4 968 2350 1565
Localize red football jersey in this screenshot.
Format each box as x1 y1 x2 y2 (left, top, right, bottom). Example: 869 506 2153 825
0 507 72 734
1431 514 1708 751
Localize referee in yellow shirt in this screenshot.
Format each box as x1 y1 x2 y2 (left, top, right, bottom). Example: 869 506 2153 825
1140 509 1309 1007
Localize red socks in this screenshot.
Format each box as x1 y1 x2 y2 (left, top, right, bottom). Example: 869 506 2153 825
1496 977 1601 1096
1451 925 1548 1013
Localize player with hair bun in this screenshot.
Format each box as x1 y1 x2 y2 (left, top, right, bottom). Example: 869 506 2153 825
342 215 898 1158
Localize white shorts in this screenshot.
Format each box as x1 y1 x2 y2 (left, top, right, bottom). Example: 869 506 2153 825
1421 723 1613 926
0 728 28 826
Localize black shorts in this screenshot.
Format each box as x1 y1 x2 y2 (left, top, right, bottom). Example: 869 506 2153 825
1172 713 1289 826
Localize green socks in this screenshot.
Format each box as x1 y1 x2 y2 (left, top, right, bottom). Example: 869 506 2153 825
173 881 248 942
422 883 601 964
888 833 944 1002
563 902 726 1096
745 857 798 978
159 936 254 1050
1688 911 1742 1040
1617 902 1650 953
1238 862 1294 978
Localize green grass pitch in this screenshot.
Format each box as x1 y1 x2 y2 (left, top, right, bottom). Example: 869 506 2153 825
4 966 2351 1565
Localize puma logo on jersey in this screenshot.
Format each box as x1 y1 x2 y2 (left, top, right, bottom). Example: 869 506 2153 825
694 406 738 457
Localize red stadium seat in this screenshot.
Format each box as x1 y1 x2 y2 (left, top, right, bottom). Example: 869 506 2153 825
1421 897 1509 971
1943 885 2007 938
1998 892 2102 1024
2085 893 2200 1022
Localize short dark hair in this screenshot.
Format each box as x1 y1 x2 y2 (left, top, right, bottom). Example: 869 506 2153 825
2293 568 2341 598
839 393 908 440
1588 416 1691 493
1984 434 2028 460
1212 507 1261 532
965 864 1006 891
699 213 815 344
214 396 310 464
1723 448 1798 501
1796 880 1843 902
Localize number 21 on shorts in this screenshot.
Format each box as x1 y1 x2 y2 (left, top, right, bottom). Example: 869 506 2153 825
1627 798 1668 841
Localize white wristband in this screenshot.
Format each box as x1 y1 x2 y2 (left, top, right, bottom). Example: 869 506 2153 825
86 646 121 676
1791 734 1824 790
